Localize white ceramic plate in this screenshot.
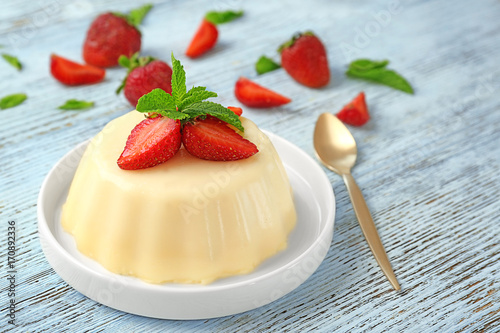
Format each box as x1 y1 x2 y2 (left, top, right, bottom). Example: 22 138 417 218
38 130 335 320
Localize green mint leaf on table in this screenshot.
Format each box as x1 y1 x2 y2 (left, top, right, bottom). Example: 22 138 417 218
255 55 281 75
349 59 389 71
0 93 27 110
346 59 414 94
205 10 243 25
58 99 94 110
127 3 153 26
136 54 243 131
2 53 22 71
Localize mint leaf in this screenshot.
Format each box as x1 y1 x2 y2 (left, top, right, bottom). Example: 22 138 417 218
58 99 94 110
2 53 22 71
171 53 186 105
255 55 280 75
155 110 190 120
127 4 153 26
349 59 389 71
180 108 209 120
346 59 414 94
0 93 27 109
136 88 176 113
178 88 217 111
184 101 243 131
205 10 243 25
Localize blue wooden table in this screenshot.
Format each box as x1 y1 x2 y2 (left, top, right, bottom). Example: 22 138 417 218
1 0 499 331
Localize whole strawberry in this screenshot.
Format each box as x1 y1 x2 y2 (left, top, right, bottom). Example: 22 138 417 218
117 53 172 107
83 4 152 67
279 31 330 88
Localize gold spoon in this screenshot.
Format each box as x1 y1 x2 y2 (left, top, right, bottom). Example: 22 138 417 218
314 112 400 291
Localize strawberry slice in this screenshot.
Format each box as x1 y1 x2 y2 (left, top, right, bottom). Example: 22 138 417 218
336 92 370 126
234 77 291 108
117 116 182 170
182 116 258 161
50 54 105 85
185 19 218 58
227 106 243 116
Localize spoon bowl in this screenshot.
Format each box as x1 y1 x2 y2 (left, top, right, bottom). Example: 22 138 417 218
314 113 357 175
314 112 400 291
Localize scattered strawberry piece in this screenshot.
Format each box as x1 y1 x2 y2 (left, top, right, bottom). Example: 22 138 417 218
182 116 258 161
117 116 182 170
234 77 291 108
117 54 172 106
83 13 141 67
279 31 330 88
336 92 370 126
50 54 105 85
227 106 243 116
186 19 218 58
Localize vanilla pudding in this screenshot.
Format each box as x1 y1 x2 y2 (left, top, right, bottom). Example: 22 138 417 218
61 111 296 284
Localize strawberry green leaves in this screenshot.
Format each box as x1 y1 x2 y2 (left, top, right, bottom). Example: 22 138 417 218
346 59 414 94
2 53 22 71
116 52 156 94
136 54 244 131
113 3 153 28
0 93 27 110
128 3 153 26
255 56 281 75
205 10 243 25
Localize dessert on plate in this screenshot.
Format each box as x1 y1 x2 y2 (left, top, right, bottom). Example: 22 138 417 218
61 55 297 284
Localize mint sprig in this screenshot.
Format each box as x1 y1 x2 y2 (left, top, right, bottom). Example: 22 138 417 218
346 59 414 94
136 53 244 131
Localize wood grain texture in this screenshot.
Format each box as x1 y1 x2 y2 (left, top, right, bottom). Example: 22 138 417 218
1 0 499 331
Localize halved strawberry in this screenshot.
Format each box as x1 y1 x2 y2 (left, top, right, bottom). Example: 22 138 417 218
227 106 243 116
336 92 370 126
182 116 258 161
50 54 105 85
185 19 218 58
234 77 291 108
117 116 182 170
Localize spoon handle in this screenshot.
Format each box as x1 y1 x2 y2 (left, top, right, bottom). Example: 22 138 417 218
342 173 401 291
